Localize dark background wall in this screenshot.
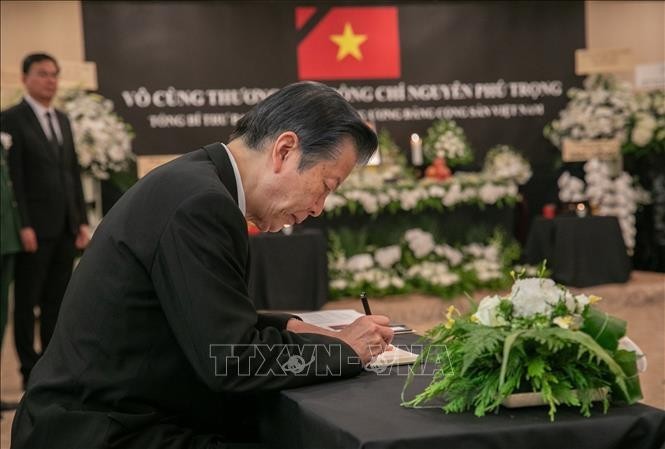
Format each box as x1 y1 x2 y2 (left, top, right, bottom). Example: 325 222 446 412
83 0 585 219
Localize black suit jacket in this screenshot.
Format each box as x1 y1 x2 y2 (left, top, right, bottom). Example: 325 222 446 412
1 99 87 237
11 144 361 449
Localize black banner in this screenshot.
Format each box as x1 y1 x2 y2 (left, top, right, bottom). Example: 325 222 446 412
82 0 584 176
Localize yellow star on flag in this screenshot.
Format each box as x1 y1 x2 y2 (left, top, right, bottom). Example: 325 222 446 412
330 23 367 61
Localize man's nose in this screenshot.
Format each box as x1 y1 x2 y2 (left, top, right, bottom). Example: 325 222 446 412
308 196 326 217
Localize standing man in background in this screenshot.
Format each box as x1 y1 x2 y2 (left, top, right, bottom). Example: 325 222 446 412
1 53 89 388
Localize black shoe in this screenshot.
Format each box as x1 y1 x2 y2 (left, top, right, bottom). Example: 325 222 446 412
0 400 18 411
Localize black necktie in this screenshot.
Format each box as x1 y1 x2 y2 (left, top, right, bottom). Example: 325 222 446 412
45 111 61 158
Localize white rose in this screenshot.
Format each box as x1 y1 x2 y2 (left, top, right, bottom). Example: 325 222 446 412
473 295 508 327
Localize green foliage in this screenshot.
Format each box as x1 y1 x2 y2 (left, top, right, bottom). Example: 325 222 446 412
402 302 642 421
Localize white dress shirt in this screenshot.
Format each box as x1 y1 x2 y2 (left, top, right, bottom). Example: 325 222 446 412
221 143 246 216
24 94 63 144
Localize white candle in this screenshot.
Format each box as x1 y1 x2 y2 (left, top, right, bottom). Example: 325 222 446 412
410 133 423 166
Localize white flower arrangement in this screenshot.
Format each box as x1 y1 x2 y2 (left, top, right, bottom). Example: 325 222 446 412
557 159 650 253
623 89 665 157
406 261 460 287
408 273 644 421
328 229 531 299
60 89 134 180
324 173 520 216
433 244 464 266
544 75 636 148
482 145 532 185
423 119 474 166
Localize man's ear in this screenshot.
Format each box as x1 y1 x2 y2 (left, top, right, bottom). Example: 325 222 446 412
271 131 300 173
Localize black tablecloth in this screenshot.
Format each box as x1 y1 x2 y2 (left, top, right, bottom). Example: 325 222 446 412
258 335 665 449
524 216 631 287
248 229 328 311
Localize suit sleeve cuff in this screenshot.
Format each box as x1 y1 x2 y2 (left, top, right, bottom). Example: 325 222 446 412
256 312 301 330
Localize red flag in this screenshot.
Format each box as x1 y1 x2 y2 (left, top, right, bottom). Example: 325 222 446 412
296 6 401 80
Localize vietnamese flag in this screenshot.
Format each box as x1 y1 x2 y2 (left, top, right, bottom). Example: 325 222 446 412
296 6 401 80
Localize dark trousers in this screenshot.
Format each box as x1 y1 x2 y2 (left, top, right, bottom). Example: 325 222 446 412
1 254 15 349
13 231 76 384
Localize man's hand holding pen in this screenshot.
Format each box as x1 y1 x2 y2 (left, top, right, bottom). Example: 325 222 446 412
337 315 394 364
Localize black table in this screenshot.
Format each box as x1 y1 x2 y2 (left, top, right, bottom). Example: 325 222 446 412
524 216 631 287
258 335 665 449
248 229 328 311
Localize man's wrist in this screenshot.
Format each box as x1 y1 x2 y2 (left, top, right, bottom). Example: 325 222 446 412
286 318 304 332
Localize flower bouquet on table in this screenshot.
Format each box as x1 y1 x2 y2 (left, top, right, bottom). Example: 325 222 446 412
402 268 644 421
423 119 473 170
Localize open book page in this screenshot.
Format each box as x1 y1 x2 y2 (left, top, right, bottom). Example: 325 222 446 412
296 309 414 334
296 309 365 330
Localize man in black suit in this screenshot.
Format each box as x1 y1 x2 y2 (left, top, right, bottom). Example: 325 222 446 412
12 81 393 448
1 53 89 388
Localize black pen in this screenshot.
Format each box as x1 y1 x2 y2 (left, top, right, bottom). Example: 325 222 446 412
360 291 372 315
